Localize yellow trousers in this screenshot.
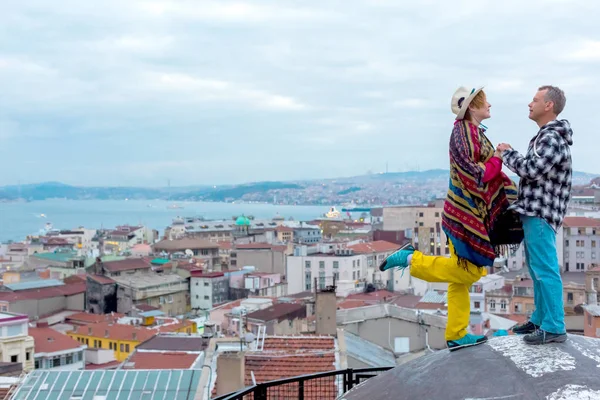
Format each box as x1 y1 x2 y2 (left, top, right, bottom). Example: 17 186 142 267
410 241 486 341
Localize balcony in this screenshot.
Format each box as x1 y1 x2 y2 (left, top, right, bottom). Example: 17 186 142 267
213 367 391 400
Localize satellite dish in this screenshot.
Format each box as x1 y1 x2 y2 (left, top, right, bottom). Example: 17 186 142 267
185 249 194 257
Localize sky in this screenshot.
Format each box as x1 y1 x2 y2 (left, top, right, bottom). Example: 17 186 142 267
1 0 599 187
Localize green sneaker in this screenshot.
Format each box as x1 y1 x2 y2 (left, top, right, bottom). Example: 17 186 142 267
379 245 414 272
447 334 488 352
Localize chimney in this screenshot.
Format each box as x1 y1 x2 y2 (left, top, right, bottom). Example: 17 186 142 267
105 329 109 338
315 289 337 336
88 327 93 335
132 332 137 341
216 352 245 396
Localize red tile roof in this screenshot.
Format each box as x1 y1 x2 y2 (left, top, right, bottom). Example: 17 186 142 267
66 312 123 325
345 290 397 302
64 274 87 284
85 360 122 370
217 241 233 250
563 217 600 228
190 271 225 278
87 274 115 285
348 240 401 254
101 258 151 273
337 299 372 309
29 327 84 354
134 304 160 312
0 282 86 302
68 321 156 343
414 302 447 310
125 352 200 369
389 294 422 309
244 337 337 397
275 226 294 232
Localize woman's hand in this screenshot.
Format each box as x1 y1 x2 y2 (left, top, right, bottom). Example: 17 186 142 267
494 149 503 159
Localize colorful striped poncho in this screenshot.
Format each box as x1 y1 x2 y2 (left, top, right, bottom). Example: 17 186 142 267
442 120 519 267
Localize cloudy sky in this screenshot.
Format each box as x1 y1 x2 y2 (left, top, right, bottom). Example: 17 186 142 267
0 0 598 186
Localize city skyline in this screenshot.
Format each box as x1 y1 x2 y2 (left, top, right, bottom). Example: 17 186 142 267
1 1 598 186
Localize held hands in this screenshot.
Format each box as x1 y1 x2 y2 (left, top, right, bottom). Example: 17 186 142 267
494 143 512 159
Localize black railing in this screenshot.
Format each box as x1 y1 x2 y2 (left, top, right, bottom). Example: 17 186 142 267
212 367 393 400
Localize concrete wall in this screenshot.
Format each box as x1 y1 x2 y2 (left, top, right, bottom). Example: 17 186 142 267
8 297 66 320
66 293 85 312
236 250 286 276
338 305 447 352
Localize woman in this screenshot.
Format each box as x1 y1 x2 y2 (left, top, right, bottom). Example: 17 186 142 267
380 87 520 351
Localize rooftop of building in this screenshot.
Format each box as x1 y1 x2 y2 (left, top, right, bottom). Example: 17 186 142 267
563 216 600 228
123 351 202 370
12 369 202 400
246 303 306 322
584 304 600 317
87 274 116 285
153 237 219 251
190 270 225 278
342 335 600 400
347 240 402 254
136 334 210 352
234 243 288 251
243 336 337 388
0 312 28 323
3 279 65 291
0 281 86 302
100 258 151 273
29 250 81 263
111 273 186 289
65 311 124 325
69 321 156 342
29 326 84 354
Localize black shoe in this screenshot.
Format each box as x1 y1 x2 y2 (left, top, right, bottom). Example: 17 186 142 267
523 329 567 345
512 321 539 335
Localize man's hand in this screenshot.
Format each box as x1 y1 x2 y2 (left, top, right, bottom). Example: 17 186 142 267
497 143 512 153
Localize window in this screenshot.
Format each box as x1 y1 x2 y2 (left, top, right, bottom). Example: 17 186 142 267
305 261 311 269
52 357 60 368
319 271 325 289
353 271 356 280
120 344 124 352
567 292 574 304
125 344 130 353
357 259 360 267
98 340 102 348
319 261 325 269
333 261 339 269
435 212 440 217
419 222 424 227
204 295 209 300
593 241 597 248
10 355 17 363
474 301 480 309
419 212 424 217
565 240 569 247
352 260 356 268
489 299 496 310
26 352 30 361
500 300 507 310
6 324 22 336
204 282 209 286
34 360 40 369
66 354 73 365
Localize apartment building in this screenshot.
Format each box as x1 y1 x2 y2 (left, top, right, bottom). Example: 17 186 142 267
562 217 600 272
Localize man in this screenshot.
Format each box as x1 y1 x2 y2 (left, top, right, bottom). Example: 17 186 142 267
497 85 573 345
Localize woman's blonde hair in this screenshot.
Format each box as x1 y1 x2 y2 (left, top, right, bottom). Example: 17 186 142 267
464 90 486 121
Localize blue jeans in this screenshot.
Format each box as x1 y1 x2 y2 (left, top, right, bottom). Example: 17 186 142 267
521 215 566 334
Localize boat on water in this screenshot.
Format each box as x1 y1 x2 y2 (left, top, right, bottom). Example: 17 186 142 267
167 204 184 209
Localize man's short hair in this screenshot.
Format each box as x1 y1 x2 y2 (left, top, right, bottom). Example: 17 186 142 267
538 85 566 115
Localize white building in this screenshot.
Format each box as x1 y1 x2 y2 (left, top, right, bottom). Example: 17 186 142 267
0 312 35 371
190 271 229 311
469 274 506 313
29 324 86 370
287 246 366 296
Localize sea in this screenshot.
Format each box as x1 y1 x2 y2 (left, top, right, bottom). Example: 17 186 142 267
0 200 331 242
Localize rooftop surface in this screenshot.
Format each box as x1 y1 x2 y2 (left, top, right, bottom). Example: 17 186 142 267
154 237 219 250
30 251 80 263
111 273 186 289
29 327 84 354
101 258 151 272
4 279 64 291
12 369 202 400
341 335 600 400
136 334 210 352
